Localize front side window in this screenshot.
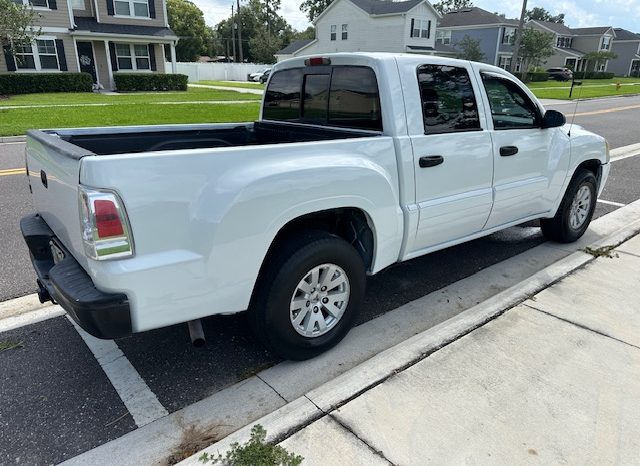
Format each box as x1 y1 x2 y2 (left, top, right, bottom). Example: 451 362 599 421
341 24 348 40
115 43 150 70
412 19 431 39
330 25 336 41
481 74 540 129
114 0 149 17
502 27 515 45
417 64 480 134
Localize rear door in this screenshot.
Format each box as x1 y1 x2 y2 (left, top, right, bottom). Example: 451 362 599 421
399 60 494 254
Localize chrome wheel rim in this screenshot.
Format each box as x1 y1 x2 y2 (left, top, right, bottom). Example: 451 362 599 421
569 185 592 230
289 263 350 338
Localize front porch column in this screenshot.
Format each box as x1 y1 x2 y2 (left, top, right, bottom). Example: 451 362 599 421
104 40 114 90
170 41 177 74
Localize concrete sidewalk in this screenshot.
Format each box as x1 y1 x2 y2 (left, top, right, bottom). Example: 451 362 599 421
278 235 640 465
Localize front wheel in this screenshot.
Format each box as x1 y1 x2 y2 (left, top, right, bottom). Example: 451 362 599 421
249 231 366 360
541 169 597 243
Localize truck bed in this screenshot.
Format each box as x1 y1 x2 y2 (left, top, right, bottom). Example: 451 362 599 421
53 121 380 155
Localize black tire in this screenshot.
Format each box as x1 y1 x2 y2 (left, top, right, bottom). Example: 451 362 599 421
541 169 597 243
248 231 366 360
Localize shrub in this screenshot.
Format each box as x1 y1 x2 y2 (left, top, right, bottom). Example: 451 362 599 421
0 73 93 95
513 72 549 82
114 73 188 92
573 71 615 79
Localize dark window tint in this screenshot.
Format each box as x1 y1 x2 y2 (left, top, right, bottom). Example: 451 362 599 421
263 68 302 121
328 67 382 131
481 74 540 129
302 74 330 123
417 64 480 134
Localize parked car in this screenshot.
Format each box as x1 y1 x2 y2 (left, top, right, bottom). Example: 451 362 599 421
547 67 574 81
259 69 271 84
21 53 609 360
248 68 271 82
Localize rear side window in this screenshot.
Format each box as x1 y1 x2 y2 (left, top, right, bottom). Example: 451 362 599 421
263 65 382 131
417 64 480 134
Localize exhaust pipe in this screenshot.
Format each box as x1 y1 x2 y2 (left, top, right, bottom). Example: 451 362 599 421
187 319 205 347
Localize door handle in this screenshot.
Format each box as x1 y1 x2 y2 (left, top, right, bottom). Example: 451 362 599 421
419 155 444 168
500 146 519 157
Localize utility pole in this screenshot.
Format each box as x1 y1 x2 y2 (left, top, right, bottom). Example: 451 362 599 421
231 4 236 62
266 0 271 36
511 0 528 73
236 0 244 63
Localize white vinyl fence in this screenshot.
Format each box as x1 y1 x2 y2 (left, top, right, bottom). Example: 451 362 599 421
165 62 269 82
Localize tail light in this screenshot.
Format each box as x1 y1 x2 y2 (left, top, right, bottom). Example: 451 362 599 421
304 57 331 66
78 186 134 260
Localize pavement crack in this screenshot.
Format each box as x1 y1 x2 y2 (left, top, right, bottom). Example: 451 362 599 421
618 250 640 259
328 413 397 466
256 375 288 403
524 303 640 350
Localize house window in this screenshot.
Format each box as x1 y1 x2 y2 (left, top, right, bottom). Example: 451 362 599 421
411 19 431 39
630 59 640 77
115 43 150 71
436 30 451 45
565 58 577 70
598 61 607 72
556 36 572 48
14 0 50 7
499 55 512 71
330 25 336 41
14 39 60 71
114 0 149 17
600 35 611 50
502 27 515 45
70 0 84 9
341 24 348 40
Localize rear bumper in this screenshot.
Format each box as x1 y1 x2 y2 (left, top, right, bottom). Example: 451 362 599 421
20 214 132 339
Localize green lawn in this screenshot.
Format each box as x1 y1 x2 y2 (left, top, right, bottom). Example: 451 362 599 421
0 88 260 136
198 80 265 89
528 78 640 100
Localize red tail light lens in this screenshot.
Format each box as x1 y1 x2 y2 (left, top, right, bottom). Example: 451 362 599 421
94 200 124 238
304 57 331 66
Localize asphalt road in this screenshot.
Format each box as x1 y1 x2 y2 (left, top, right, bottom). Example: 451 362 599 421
1 95 640 464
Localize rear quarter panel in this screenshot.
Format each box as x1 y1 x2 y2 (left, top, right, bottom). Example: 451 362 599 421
79 136 403 331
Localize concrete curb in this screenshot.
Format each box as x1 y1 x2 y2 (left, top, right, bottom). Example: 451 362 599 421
0 135 26 143
178 206 640 465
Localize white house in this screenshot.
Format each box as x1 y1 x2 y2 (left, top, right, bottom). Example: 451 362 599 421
275 0 456 62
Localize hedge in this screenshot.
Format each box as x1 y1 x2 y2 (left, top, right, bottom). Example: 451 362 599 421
572 71 615 79
114 73 188 92
513 72 549 82
0 73 93 95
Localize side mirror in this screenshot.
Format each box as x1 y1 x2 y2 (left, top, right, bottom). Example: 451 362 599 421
542 109 566 128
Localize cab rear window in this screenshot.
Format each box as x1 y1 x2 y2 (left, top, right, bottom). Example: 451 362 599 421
263 65 382 131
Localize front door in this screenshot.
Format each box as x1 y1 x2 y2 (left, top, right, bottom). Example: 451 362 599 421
402 62 494 254
479 71 568 229
76 41 97 84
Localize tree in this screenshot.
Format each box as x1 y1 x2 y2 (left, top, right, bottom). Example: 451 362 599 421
455 35 485 61
300 0 333 23
249 25 282 63
519 28 555 73
433 0 473 15
167 0 208 61
525 7 565 24
0 0 39 52
583 51 617 72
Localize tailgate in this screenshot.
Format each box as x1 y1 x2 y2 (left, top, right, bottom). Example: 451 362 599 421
26 130 94 267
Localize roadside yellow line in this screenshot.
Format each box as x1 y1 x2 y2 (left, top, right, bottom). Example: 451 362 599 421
574 103 640 117
0 168 25 177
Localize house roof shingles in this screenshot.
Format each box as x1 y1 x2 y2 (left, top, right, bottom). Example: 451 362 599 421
571 26 613 35
532 20 573 36
438 7 518 28
73 17 176 38
276 39 314 55
613 28 640 41
349 0 423 15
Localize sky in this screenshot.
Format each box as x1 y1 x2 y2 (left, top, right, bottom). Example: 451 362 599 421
191 0 640 33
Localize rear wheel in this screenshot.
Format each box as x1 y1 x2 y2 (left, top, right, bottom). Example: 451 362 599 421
249 231 366 360
541 169 597 243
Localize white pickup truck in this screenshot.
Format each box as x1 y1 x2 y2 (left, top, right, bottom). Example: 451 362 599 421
21 53 609 360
